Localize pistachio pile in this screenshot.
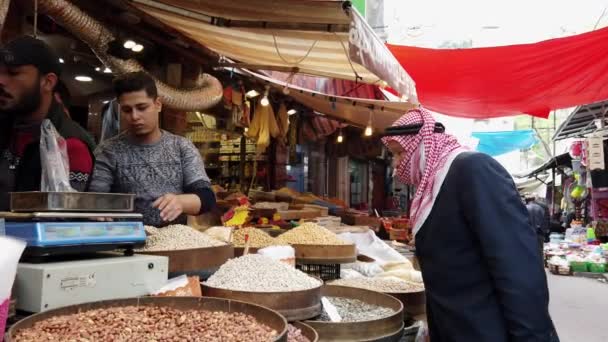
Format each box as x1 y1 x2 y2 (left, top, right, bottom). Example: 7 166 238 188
276 223 348 245
330 277 425 293
232 227 286 248
137 225 224 251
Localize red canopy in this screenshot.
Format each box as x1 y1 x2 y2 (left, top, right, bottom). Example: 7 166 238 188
387 27 608 119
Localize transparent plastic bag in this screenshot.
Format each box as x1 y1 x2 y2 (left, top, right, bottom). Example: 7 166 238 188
40 119 74 192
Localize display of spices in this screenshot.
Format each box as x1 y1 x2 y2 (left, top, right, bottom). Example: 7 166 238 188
232 227 286 248
276 222 348 245
205 254 321 292
330 277 425 293
287 324 311 342
13 305 278 341
136 224 224 251
317 296 395 322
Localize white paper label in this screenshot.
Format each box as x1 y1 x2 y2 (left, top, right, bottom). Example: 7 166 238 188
321 297 342 322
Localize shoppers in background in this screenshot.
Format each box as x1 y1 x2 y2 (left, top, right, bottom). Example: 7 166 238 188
525 195 548 262
0 36 96 211
88 72 216 226
382 108 558 342
54 79 71 118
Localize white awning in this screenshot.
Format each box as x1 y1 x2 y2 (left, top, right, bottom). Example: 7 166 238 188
130 0 417 103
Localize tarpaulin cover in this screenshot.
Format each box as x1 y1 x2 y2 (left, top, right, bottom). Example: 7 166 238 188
387 26 608 118
472 130 538 156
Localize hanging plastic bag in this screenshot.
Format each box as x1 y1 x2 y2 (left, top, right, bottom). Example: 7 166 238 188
40 119 75 192
0 236 26 342
100 99 120 143
414 320 430 342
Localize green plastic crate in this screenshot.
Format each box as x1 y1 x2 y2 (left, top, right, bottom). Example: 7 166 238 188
589 263 606 273
570 261 589 273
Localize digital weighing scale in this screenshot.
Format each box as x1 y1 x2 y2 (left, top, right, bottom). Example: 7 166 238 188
1 192 169 314
1 192 146 258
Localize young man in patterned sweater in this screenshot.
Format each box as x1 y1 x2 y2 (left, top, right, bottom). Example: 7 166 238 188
88 72 216 227
0 36 96 211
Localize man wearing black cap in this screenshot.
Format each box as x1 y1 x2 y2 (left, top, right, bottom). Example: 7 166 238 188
0 36 96 211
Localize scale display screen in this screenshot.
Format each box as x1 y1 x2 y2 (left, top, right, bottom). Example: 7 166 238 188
3 221 146 247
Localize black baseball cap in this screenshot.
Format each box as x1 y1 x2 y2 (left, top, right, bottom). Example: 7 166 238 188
0 36 61 76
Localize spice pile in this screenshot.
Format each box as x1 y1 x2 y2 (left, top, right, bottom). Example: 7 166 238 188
205 254 321 292
318 297 395 322
14 305 277 342
137 225 224 251
276 223 348 245
330 277 425 293
232 227 286 248
287 324 311 342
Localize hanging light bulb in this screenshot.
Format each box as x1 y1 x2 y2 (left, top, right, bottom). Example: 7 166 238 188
337 127 344 143
364 108 373 137
260 86 270 107
260 96 270 107
282 86 290 95
287 109 297 115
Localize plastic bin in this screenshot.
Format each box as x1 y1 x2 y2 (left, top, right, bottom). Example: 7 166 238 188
589 263 606 273
570 261 589 273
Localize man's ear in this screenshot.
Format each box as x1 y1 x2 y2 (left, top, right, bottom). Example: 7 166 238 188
43 73 58 93
155 96 162 112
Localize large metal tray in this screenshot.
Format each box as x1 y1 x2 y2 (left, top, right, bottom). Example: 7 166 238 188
7 296 288 342
202 283 323 321
305 285 404 342
10 192 135 212
136 244 235 273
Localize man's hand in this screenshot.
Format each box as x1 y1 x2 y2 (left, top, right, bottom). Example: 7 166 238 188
152 193 184 222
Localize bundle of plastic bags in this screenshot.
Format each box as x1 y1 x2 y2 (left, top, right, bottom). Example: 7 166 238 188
40 119 74 192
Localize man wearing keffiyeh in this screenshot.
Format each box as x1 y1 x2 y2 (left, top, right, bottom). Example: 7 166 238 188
382 108 559 342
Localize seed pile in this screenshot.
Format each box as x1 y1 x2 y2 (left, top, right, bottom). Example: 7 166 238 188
137 224 224 251
205 254 321 292
233 227 286 248
318 297 395 322
276 222 347 245
288 324 311 342
13 305 277 342
330 277 425 293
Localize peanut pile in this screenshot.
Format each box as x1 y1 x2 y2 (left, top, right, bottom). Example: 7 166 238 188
205 254 321 292
330 277 425 293
276 222 348 245
137 225 224 251
13 305 278 342
232 227 286 248
287 324 311 342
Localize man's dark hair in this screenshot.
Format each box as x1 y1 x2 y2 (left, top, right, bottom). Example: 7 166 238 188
112 71 158 99
54 79 71 109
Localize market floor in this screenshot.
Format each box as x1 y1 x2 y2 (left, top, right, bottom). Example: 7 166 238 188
548 272 608 342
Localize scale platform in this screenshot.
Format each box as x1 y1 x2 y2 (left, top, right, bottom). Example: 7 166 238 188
0 212 146 258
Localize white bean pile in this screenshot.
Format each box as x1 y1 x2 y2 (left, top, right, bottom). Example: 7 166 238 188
205 254 321 292
276 223 348 245
330 277 425 293
318 296 395 322
136 225 224 251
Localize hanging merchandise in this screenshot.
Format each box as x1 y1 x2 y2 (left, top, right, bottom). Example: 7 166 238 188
100 99 120 143
276 103 290 144
247 97 280 154
231 88 244 128
288 114 299 164
586 137 605 171
471 130 538 156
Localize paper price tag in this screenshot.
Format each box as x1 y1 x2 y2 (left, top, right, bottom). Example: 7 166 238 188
321 297 342 322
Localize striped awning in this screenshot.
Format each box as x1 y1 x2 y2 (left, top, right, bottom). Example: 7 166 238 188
129 0 417 102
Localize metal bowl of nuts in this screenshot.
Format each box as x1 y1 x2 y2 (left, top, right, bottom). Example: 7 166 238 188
305 285 404 342
8 296 288 342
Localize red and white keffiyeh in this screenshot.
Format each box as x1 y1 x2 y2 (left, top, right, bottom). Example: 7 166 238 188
382 108 467 235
